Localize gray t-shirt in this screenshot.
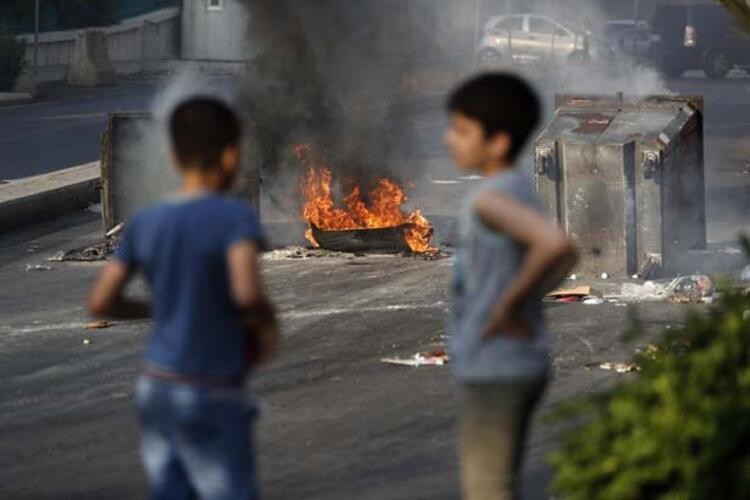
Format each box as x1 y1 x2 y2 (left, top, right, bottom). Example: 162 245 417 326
449 169 550 382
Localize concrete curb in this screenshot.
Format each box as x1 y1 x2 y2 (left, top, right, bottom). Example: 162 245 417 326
0 163 100 234
0 92 34 108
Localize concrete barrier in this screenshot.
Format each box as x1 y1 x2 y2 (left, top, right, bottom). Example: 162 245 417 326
0 163 100 234
17 7 180 83
67 31 117 86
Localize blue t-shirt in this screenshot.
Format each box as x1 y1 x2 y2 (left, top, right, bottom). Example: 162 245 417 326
115 193 265 378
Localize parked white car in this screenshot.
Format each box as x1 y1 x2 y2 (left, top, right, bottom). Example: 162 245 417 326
477 14 590 67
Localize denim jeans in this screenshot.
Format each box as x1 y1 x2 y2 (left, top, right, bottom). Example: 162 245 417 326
134 375 259 500
458 377 548 500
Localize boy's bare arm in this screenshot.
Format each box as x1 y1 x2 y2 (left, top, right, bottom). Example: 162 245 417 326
227 242 279 365
475 191 578 339
88 262 151 319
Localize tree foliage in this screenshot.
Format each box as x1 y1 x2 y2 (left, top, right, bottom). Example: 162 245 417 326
719 0 750 29
0 0 115 32
550 242 750 499
0 27 26 91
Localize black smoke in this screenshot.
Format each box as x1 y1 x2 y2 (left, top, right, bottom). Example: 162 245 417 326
239 0 474 208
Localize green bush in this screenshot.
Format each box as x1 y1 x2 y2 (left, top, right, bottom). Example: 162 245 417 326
0 28 26 91
549 246 750 499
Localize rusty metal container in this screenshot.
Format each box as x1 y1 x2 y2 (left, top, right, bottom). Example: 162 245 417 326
100 112 260 232
534 95 706 277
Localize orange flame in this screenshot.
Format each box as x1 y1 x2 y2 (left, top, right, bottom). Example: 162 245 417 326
295 145 435 253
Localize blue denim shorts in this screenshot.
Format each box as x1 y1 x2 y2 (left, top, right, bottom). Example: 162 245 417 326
134 375 259 500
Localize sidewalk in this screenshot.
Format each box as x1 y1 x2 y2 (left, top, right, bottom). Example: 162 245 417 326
0 162 100 234
0 92 33 107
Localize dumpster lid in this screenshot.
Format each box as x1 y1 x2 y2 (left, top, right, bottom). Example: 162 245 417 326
537 95 701 146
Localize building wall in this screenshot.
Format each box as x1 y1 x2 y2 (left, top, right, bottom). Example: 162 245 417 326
181 0 249 61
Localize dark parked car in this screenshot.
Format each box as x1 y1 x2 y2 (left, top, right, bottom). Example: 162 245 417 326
650 3 750 78
598 20 652 62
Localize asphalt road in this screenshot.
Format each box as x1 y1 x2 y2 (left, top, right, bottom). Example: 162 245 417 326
0 213 699 500
2 71 750 183
0 77 238 181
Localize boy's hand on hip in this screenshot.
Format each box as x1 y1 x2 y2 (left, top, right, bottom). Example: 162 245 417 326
482 304 532 341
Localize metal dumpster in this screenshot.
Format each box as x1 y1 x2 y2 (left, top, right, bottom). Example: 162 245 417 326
534 95 706 277
99 112 260 231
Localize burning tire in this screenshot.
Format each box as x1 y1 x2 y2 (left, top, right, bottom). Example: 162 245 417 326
703 49 732 79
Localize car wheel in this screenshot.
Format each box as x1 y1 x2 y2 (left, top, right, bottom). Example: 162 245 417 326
477 49 503 68
703 49 732 79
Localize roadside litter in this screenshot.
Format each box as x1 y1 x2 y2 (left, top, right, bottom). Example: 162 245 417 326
84 321 113 330
597 362 640 373
664 275 714 304
381 350 450 367
25 264 52 272
49 223 123 263
546 286 600 303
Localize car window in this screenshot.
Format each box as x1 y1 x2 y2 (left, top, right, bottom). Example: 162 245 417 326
492 16 523 32
529 17 557 35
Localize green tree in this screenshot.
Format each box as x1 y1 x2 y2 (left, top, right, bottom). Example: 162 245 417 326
720 0 750 29
0 27 26 91
549 245 750 499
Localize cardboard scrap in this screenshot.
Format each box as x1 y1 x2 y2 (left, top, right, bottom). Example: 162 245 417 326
85 321 113 330
546 286 601 302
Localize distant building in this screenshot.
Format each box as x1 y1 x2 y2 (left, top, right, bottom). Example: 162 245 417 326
181 0 249 61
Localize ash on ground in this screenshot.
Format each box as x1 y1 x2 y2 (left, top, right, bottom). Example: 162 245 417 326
49 224 123 263
263 246 450 261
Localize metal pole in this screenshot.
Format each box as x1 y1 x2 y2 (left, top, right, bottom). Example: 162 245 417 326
33 0 40 79
474 0 482 47
634 0 641 23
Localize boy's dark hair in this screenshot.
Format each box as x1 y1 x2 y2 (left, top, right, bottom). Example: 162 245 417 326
448 73 541 161
169 97 241 169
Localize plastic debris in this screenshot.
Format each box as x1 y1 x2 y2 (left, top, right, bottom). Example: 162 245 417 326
47 251 66 262
83 339 91 345
599 362 640 373
85 321 113 330
617 281 665 302
600 273 609 280
25 264 52 272
382 350 449 367
583 297 605 305
105 223 124 239
665 275 714 303
569 274 578 281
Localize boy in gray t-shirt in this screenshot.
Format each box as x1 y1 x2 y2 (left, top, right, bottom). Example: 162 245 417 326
444 74 578 500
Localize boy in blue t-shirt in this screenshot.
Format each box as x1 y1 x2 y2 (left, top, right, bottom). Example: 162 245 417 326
88 97 278 500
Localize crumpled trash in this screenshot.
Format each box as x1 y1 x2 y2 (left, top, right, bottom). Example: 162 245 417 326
665 275 714 303
382 350 450 367
598 362 640 373
583 297 605 305
618 281 665 302
25 264 52 272
85 321 113 330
